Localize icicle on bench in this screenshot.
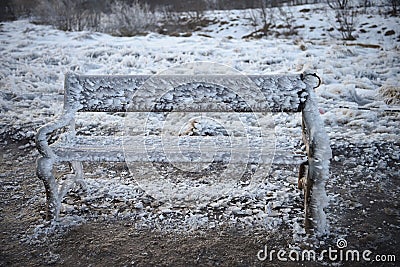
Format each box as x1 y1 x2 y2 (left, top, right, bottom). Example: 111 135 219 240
35 73 332 233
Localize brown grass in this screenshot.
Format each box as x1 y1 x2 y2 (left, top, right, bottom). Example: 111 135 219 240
344 43 381 49
379 84 400 105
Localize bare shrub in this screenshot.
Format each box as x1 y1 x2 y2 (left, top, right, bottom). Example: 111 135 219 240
8 0 39 19
102 0 156 36
246 2 276 37
32 0 155 35
328 0 349 9
32 0 103 31
327 0 359 40
379 83 400 105
156 0 214 35
387 0 400 16
0 0 16 21
182 0 207 24
33 0 82 31
245 1 299 38
277 5 297 36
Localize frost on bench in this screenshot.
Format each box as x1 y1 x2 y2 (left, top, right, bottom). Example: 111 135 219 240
302 87 332 236
36 72 331 235
64 73 306 112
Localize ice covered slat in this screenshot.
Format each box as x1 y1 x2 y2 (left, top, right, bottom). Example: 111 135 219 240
51 135 306 164
64 74 307 113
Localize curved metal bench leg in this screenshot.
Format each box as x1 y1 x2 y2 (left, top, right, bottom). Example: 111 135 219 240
304 169 313 232
37 158 86 221
71 161 87 191
70 161 86 191
37 157 60 221
298 161 308 190
59 161 86 202
298 160 312 232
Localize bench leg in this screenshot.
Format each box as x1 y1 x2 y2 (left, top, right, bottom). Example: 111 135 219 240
297 161 308 190
59 161 86 199
37 158 86 221
71 161 86 190
298 160 313 232
37 157 60 221
304 171 313 232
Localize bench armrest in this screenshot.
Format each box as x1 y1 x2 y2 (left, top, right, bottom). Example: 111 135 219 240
36 113 74 158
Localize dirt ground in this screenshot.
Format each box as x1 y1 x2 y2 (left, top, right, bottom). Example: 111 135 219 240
0 139 399 266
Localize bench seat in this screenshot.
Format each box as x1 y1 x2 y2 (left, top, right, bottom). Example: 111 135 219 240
51 135 306 164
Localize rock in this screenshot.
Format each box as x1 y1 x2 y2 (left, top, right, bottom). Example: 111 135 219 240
384 30 395 36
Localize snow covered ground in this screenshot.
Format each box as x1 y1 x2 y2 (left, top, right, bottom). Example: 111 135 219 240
1 3 399 254
1 4 399 142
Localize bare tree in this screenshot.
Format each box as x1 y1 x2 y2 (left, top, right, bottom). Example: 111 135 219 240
247 0 277 37
388 0 400 16
259 1 275 35
327 0 359 40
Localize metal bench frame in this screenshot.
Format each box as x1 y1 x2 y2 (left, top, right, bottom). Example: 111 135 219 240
36 72 331 233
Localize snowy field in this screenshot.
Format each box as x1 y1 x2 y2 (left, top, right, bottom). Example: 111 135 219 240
1 3 399 266
1 5 399 142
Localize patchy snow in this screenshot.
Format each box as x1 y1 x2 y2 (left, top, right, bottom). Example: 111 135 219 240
1 3 399 244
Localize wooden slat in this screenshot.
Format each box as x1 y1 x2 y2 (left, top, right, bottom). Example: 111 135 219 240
52 135 306 164
64 74 308 113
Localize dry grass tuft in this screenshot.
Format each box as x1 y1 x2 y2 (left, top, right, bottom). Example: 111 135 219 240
379 84 400 105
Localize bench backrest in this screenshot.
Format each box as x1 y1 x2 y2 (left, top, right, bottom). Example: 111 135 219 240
64 73 310 113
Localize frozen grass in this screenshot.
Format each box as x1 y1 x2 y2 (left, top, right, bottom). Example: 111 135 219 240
379 83 400 105
1 3 399 244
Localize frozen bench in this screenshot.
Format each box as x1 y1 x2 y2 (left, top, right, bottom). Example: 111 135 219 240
36 73 331 232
